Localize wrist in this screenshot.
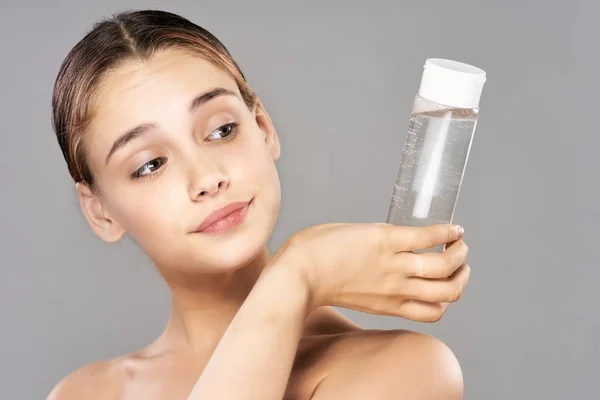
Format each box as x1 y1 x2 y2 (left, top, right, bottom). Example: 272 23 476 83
261 253 316 317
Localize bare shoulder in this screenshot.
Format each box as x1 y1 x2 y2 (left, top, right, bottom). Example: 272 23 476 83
309 329 463 400
46 357 127 400
303 306 362 336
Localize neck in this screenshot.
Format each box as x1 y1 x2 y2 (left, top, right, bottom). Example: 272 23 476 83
148 247 272 356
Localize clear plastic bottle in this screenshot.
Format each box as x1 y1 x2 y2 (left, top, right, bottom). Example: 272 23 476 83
386 59 487 247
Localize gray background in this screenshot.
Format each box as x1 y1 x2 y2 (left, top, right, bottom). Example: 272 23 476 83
1 0 598 398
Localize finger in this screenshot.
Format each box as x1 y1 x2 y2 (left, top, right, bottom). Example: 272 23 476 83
403 239 469 278
396 300 449 323
385 224 464 253
404 264 471 303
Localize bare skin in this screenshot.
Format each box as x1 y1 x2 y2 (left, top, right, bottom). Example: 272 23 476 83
48 306 363 399
48 49 469 399
48 315 461 399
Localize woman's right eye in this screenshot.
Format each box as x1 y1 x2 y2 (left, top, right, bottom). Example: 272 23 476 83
132 157 167 179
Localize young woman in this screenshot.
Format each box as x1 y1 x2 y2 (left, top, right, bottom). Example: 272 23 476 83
48 10 471 400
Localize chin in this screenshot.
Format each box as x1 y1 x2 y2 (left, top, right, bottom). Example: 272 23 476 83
202 231 269 270
181 222 274 274
151 194 279 274
197 195 279 272
211 244 266 272
152 236 268 275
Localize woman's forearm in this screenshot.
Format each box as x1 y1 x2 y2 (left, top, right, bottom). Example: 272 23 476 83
186 262 311 400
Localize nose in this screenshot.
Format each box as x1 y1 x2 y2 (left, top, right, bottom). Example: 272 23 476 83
188 156 230 200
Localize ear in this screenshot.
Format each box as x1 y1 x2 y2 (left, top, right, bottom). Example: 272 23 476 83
76 182 125 243
253 99 280 160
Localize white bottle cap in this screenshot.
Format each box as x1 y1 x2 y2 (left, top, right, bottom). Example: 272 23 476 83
418 58 487 109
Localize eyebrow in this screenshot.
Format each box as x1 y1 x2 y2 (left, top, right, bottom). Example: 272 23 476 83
104 87 238 165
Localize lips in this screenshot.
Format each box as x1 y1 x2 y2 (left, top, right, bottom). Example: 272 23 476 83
194 200 251 233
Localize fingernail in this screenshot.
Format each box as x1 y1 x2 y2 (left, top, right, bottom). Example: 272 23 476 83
456 225 464 236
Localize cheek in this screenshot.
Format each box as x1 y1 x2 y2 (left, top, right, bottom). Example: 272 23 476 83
105 183 185 240
226 131 280 189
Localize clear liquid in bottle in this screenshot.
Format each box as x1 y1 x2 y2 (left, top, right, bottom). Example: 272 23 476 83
387 108 477 228
386 58 486 251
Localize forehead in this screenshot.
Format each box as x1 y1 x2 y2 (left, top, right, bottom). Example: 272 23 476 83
86 49 242 157
94 49 240 117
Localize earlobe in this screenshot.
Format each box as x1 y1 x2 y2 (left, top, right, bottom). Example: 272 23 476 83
253 99 281 161
264 130 281 161
75 182 124 243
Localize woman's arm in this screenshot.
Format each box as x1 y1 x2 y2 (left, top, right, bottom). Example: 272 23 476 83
185 263 311 400
187 223 468 400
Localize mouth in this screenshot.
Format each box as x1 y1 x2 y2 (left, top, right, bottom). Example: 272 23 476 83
193 199 252 234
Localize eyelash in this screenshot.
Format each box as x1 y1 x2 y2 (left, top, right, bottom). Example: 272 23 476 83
206 122 239 141
132 157 166 180
131 122 240 180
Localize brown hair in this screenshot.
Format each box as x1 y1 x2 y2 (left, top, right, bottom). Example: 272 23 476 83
52 10 256 191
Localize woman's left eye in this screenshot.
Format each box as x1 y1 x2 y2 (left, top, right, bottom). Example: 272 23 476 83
207 122 239 141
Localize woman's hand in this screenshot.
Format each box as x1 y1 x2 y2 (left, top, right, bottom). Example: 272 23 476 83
272 223 470 323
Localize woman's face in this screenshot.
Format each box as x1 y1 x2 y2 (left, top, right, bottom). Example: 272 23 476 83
79 49 281 273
